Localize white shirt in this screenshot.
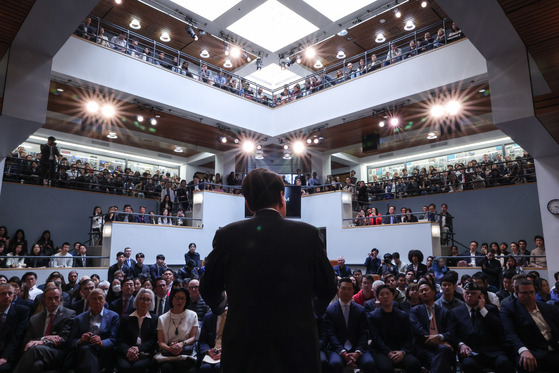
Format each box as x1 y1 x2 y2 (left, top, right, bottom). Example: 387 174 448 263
28 285 43 301
50 252 74 268
157 309 198 344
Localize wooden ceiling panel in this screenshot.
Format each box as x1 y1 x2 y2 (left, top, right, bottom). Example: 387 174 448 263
0 0 36 60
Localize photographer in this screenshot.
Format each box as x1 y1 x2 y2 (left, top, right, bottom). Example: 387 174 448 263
364 248 381 274
378 253 398 276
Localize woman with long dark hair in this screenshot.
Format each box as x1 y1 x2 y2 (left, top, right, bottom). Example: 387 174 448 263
25 243 48 268
37 230 55 256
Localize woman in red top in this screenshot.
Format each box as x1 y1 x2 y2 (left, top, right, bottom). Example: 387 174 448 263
369 207 382 225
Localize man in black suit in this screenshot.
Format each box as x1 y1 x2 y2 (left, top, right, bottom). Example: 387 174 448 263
122 247 136 271
460 241 484 267
501 279 559 373
333 256 352 279
323 278 376 373
110 277 135 316
70 278 96 314
200 168 337 373
73 244 91 268
150 254 168 280
496 271 515 301
409 278 456 373
198 311 225 372
0 283 30 372
12 285 76 373
153 277 170 316
108 251 129 283
382 205 398 224
368 284 421 373
76 17 96 40
480 248 502 288
452 281 514 373
39 136 60 183
130 252 150 278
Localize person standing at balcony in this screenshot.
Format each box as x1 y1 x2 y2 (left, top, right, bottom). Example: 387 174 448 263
76 17 95 41
199 64 212 84
39 136 60 184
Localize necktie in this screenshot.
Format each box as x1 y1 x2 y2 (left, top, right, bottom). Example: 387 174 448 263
122 298 129 316
158 298 164 316
470 308 478 333
45 313 55 336
82 256 86 267
343 304 350 326
428 306 438 335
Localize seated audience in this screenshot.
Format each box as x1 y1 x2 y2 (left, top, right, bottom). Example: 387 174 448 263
198 309 226 372
435 272 464 311
0 283 30 372
406 250 428 279
6 243 27 268
352 275 375 306
186 279 209 323
110 277 136 316
333 256 352 279
50 242 73 268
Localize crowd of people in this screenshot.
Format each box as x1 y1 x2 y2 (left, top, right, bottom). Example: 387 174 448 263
0 239 554 373
75 16 464 108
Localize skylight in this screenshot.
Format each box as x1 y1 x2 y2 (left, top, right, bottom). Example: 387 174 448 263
169 0 241 21
227 0 319 52
303 0 378 22
244 63 303 89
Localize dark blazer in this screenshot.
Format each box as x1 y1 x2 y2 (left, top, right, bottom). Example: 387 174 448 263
70 298 109 315
409 303 455 349
73 254 91 268
382 214 398 224
116 313 158 356
123 258 137 271
110 296 135 316
368 306 413 354
480 258 501 288
451 303 505 357
333 264 352 278
324 301 369 354
150 264 168 279
154 295 171 316
130 263 151 278
108 263 129 283
0 304 30 365
23 306 75 347
460 250 484 266
500 298 559 359
39 143 60 164
406 263 428 279
198 311 218 357
31 292 72 315
200 209 337 373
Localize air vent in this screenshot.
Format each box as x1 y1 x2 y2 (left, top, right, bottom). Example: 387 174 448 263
91 140 109 147
430 141 448 148
324 55 336 61
379 152 394 159
157 153 172 159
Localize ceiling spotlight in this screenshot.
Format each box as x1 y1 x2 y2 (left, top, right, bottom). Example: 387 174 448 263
256 144 262 150
242 141 255 153
313 59 323 69
56 88 64 92
224 45 230 56
223 59 233 68
230 47 240 58
243 53 251 62
305 48 316 59
336 50 346 59
283 152 292 160
404 20 415 31
431 104 445 117
280 62 286 70
160 32 170 42
130 18 141 29
150 118 157 125
379 121 385 127
114 0 122 4
255 150 264 159
337 29 348 36
293 141 305 155
283 144 289 150
107 131 118 139
136 114 144 122
375 33 386 43
421 1 428 8
86 101 99 113
234 138 240 144
295 55 302 64
200 49 210 58
256 58 262 70
313 138 320 144
445 100 461 115
174 146 184 153
390 117 400 126
101 104 115 118
306 138 312 144
427 131 438 139
186 26 198 41
394 9 401 18
218 136 227 144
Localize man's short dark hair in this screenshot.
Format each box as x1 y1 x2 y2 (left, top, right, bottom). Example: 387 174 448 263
534 235 544 242
503 271 515 280
441 203 448 209
441 273 457 285
396 273 405 280
375 284 395 296
156 254 165 260
518 239 527 246
242 168 285 211
338 277 353 288
487 248 496 255
353 269 362 275
371 248 379 254
364 275 375 283
136 252 145 259
21 272 37 281
471 272 487 283
408 250 424 263
392 252 400 259
515 278 535 293
62 242 70 247
470 240 478 247
116 251 125 258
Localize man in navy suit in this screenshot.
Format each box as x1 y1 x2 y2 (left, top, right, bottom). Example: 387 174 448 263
0 283 30 372
198 311 225 372
501 278 559 373
108 251 129 283
73 244 91 267
368 284 421 373
409 278 455 373
67 288 120 373
153 277 171 316
12 285 76 373
452 281 514 373
324 278 377 373
460 241 484 267
150 254 168 280
333 256 352 279
110 277 135 316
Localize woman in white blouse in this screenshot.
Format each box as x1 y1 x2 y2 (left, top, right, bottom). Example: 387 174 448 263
6 243 27 268
156 287 198 373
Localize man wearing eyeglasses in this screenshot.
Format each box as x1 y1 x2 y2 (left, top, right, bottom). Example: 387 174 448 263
0 284 30 372
186 280 209 327
501 278 559 373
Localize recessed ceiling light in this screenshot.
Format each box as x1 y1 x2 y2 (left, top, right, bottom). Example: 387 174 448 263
230 47 240 58
114 0 122 4
431 104 445 117
404 20 415 31
255 150 264 160
427 132 437 139
336 50 346 59
380 18 385 24
86 101 99 113
174 146 184 153
421 1 428 8
293 141 305 154
375 33 386 43
160 32 170 42
107 131 118 139
136 115 144 122
130 19 141 29
305 48 316 59
390 117 399 126
445 100 461 115
379 121 385 127
223 59 233 68
337 29 348 36
394 9 401 18
200 49 210 58
313 59 323 69
56 88 64 92
242 141 255 153
101 105 115 118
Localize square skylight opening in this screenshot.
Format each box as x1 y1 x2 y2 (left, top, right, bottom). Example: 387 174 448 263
303 0 378 22
244 63 303 89
169 0 241 21
227 0 319 53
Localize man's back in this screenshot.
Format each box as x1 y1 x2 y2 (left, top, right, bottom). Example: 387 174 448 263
201 209 336 373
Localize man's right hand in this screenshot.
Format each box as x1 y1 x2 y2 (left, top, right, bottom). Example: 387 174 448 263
78 332 91 345
519 350 537 372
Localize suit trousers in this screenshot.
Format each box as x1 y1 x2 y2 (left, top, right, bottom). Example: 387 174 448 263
417 344 454 373
371 351 421 373
199 362 221 372
115 356 152 373
327 351 377 373
517 351 559 373
12 345 65 373
461 353 514 373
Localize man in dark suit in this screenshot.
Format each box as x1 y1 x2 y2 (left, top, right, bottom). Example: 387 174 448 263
382 205 398 224
75 17 96 40
460 241 484 267
12 285 76 373
452 281 514 373
198 311 225 372
480 248 502 288
496 271 515 301
73 244 91 268
130 252 151 278
368 284 421 373
409 279 456 373
70 278 98 315
108 251 129 283
0 283 30 372
39 136 60 183
110 277 135 316
150 254 168 279
200 168 337 373
323 278 376 373
153 277 171 316
333 256 352 279
501 279 559 373
66 288 120 373
122 247 136 271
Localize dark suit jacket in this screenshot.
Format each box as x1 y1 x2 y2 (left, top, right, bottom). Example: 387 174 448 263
23 306 75 347
451 303 505 357
116 313 158 356
130 263 151 278
31 292 72 315
382 214 398 224
73 254 91 268
406 263 428 279
108 263 129 283
123 258 137 271
0 304 30 364
333 264 352 278
324 301 369 354
154 295 171 315
110 296 135 316
460 250 484 266
198 311 218 356
409 303 455 350
150 264 167 280
368 306 413 354
70 298 109 315
39 143 60 165
500 298 559 359
200 209 337 373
